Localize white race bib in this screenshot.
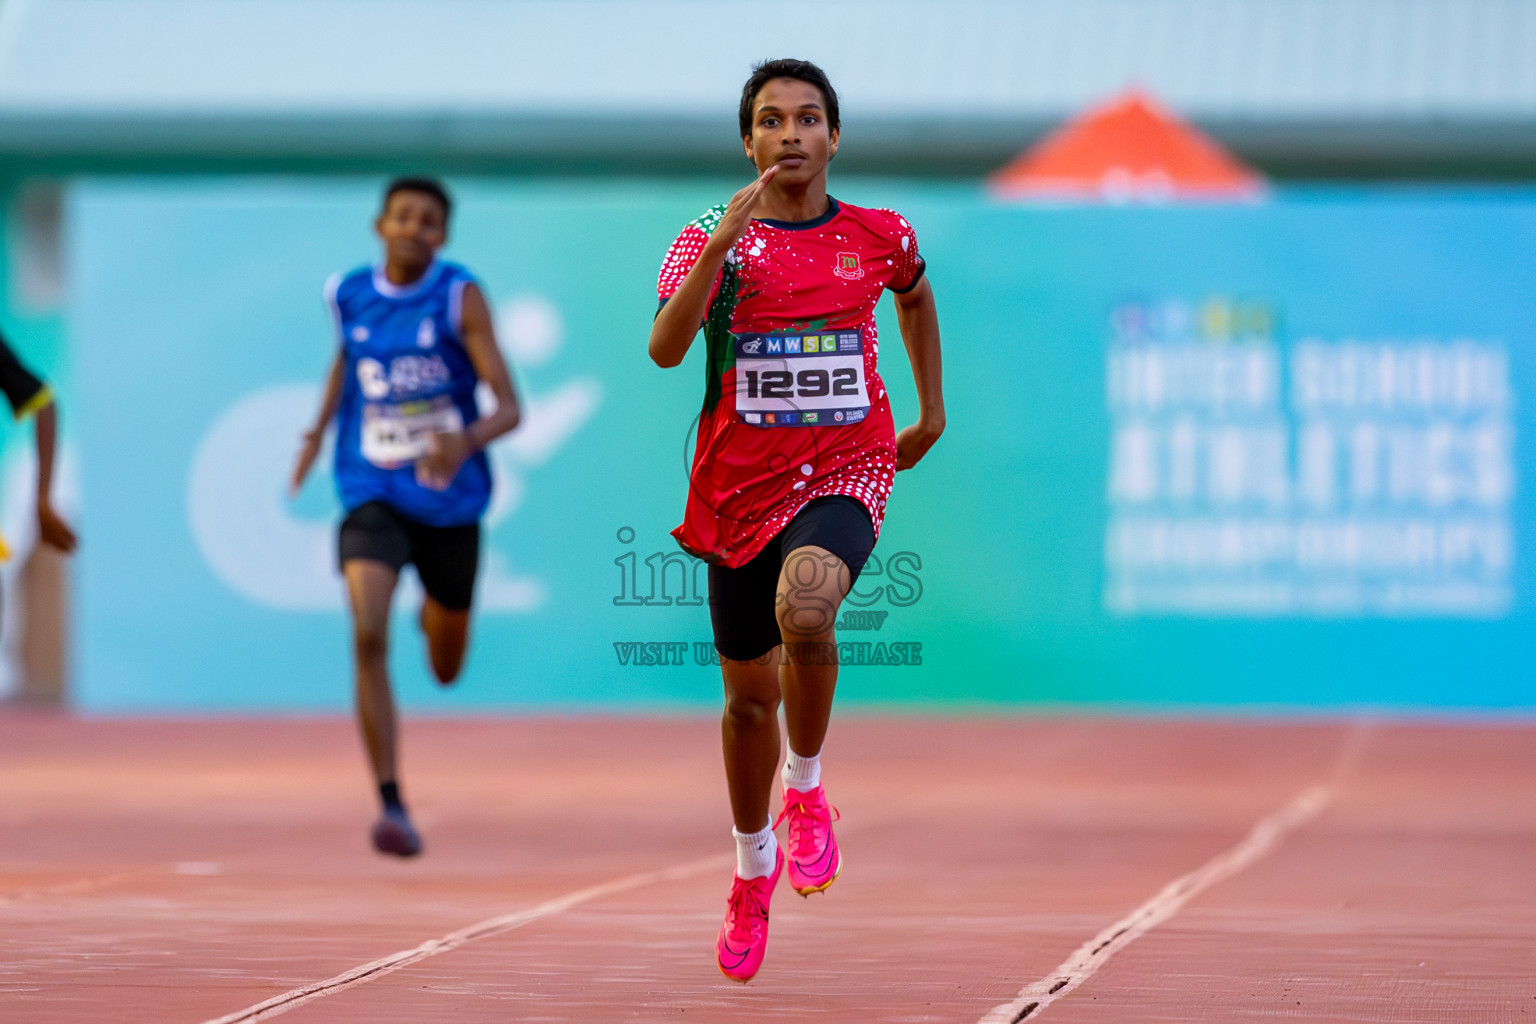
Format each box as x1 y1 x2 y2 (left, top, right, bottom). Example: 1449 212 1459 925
360 397 464 467
732 329 869 427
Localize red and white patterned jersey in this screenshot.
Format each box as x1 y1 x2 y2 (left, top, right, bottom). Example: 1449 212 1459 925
656 197 926 567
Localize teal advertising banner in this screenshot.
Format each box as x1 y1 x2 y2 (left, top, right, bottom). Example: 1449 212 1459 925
69 179 1536 711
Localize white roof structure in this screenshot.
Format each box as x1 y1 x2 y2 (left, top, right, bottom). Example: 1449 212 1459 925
2 0 1534 173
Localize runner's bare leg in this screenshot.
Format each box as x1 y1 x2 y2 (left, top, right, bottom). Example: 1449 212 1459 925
722 652 783 832
420 597 470 683
345 559 400 784
778 545 853 759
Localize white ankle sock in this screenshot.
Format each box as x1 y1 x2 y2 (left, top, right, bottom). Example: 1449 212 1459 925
783 749 822 792
733 820 778 879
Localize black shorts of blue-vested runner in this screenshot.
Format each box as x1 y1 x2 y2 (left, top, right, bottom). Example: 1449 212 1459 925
337 501 480 611
708 495 875 661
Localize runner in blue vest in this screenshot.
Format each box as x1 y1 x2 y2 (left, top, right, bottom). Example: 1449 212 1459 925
291 178 522 857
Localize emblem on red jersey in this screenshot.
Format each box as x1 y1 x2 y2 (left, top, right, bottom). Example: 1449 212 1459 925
834 252 864 280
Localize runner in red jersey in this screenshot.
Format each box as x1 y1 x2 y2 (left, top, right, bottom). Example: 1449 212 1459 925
658 192 920 564
650 59 945 982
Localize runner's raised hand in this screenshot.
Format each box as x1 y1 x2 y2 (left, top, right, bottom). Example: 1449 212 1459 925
649 164 780 369
705 164 781 257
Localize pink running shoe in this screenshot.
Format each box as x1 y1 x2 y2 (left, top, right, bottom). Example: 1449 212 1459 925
776 785 842 896
715 846 784 982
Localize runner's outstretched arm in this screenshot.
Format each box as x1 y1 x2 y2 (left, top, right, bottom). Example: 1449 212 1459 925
892 276 945 470
415 282 522 490
290 348 344 497
456 282 523 445
0 331 75 550
649 166 780 368
32 400 76 552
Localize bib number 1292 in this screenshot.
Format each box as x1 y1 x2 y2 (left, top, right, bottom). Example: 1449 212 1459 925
732 329 871 428
741 367 860 399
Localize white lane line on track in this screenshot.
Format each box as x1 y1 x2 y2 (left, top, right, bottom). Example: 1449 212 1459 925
979 783 1334 1024
199 852 733 1024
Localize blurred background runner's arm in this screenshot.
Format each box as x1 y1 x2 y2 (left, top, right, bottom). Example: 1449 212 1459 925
290 348 344 497
458 281 522 450
0 330 76 554
414 281 523 490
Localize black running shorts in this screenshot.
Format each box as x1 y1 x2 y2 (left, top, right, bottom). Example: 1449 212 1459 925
708 496 876 662
338 501 481 611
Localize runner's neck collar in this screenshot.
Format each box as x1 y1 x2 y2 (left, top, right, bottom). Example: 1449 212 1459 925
373 260 442 298
754 197 840 231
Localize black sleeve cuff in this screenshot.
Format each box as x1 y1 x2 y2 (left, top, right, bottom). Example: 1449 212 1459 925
889 258 927 294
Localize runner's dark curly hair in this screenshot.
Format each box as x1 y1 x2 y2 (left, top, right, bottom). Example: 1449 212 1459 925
382 177 452 223
738 59 840 139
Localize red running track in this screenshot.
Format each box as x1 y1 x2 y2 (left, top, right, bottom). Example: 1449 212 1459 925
0 714 1531 1022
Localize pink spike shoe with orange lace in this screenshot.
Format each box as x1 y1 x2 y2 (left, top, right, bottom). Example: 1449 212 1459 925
776 785 842 896
715 846 784 982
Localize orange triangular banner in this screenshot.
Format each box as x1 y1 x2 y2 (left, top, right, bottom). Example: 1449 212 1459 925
989 90 1265 202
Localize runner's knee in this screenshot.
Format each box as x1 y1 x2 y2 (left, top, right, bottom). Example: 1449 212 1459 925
777 543 852 640
723 689 780 731
776 588 840 640
352 622 388 663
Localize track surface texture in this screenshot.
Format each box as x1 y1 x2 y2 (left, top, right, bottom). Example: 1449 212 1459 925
0 714 1531 1022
